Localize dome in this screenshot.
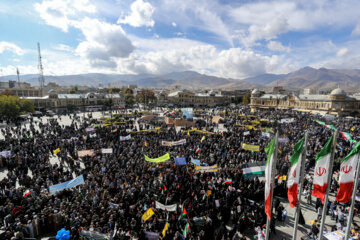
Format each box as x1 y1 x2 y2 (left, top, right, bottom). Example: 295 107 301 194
48 89 56 94
209 90 216 96
330 88 345 96
251 89 260 95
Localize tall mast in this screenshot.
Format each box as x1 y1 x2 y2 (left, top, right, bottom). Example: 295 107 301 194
16 67 20 87
37 42 45 97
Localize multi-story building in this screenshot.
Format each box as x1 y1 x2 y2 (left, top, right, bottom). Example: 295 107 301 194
250 88 360 116
23 90 124 112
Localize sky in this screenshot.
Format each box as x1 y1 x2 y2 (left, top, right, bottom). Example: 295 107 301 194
1 0 360 80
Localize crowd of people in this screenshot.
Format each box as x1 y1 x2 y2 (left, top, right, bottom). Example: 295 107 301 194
0 107 359 240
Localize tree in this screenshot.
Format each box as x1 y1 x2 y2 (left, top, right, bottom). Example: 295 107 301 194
68 86 78 94
242 93 251 105
137 89 156 104
124 88 135 106
108 88 121 93
104 99 113 107
0 95 34 119
0 89 14 96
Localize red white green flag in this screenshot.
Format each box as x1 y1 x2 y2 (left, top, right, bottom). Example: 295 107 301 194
312 136 333 203
339 131 356 143
287 137 305 208
183 222 190 238
265 137 277 220
23 189 31 198
336 141 360 202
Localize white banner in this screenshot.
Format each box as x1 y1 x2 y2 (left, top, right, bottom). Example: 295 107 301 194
101 148 113 154
243 131 250 136
120 135 131 141
161 139 186 147
155 201 177 212
0 151 11 157
278 137 289 143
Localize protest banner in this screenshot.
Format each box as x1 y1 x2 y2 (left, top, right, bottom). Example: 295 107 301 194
120 134 131 141
0 151 11 157
49 175 85 194
161 139 186 147
195 164 219 173
155 201 177 212
174 157 186 165
144 153 170 163
101 148 113 154
85 128 95 132
77 150 94 157
241 143 260 152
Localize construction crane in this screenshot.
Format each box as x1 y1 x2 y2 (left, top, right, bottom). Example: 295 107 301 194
37 42 45 97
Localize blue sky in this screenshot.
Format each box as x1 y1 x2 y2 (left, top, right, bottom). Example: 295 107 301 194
1 0 360 79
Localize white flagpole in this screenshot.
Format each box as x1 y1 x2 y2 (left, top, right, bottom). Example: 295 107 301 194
265 131 279 240
292 132 308 240
319 130 338 240
345 153 360 240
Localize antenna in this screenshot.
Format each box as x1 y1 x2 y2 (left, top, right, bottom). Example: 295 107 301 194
37 42 45 96
16 67 20 87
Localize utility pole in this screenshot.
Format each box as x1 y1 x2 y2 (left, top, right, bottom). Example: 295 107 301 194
16 67 22 97
37 43 45 97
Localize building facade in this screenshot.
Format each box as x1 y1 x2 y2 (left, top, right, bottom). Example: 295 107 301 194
24 91 124 112
249 88 360 116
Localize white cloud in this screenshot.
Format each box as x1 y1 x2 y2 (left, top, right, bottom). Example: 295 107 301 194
267 41 291 52
172 22 176 27
336 48 348 57
117 0 155 27
0 42 25 55
229 0 360 45
34 0 96 32
352 19 360 35
75 18 134 69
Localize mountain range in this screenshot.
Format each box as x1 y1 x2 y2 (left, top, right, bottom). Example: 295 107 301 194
1 67 360 91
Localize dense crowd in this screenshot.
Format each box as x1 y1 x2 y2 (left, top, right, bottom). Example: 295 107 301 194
0 107 359 240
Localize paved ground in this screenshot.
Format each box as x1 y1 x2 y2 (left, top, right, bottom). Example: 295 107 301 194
0 111 357 240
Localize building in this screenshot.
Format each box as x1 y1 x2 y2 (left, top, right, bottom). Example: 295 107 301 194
23 90 124 112
163 90 233 106
249 88 360 116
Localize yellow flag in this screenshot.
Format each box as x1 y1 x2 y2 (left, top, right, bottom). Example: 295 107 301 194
279 176 287 181
162 222 169 237
53 148 60 155
144 141 147 147
206 190 212 196
187 131 190 136
142 208 155 222
201 136 205 143
102 190 106 199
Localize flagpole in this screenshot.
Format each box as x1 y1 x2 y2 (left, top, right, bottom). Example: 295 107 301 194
292 131 308 240
345 153 360 240
265 131 279 240
319 130 338 240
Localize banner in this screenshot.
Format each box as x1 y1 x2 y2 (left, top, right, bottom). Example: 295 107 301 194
243 131 250 136
120 134 131 141
49 175 85 194
161 139 186 147
155 201 177 212
85 128 95 132
174 157 186 165
278 137 289 143
191 159 201 166
145 232 159 240
0 150 11 157
181 108 193 119
144 153 170 163
262 132 271 138
77 150 94 157
80 230 110 240
242 143 260 152
184 128 216 135
195 164 219 173
101 148 113 154
89 133 97 138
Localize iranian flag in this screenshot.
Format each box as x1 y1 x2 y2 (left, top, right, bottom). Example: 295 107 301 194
195 148 201 154
314 120 336 131
287 137 305 208
183 222 190 238
265 137 277 220
163 110 170 115
312 136 333 203
336 141 360 202
339 131 357 143
23 189 31 198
